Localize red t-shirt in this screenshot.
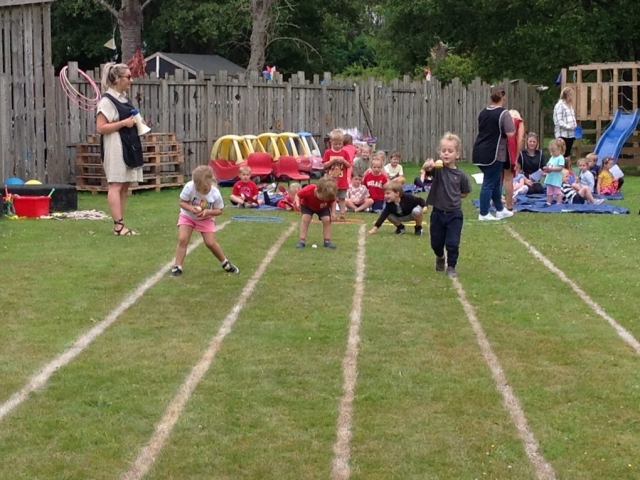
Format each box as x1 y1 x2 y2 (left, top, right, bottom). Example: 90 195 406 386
232 180 259 202
363 171 388 201
297 184 335 212
343 144 357 162
322 149 351 189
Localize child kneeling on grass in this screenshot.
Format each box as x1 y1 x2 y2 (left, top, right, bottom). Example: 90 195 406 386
423 132 472 278
368 181 426 236
170 165 239 277
294 177 338 249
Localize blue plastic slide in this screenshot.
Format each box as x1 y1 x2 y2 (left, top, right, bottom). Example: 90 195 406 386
593 109 640 165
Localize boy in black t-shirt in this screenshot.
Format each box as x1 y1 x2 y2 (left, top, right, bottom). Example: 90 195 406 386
368 181 426 236
423 133 472 277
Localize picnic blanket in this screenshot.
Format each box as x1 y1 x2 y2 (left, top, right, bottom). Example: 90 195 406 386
472 195 629 214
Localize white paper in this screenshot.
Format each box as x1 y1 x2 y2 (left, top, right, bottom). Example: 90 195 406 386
529 169 543 182
471 173 484 184
610 164 624 179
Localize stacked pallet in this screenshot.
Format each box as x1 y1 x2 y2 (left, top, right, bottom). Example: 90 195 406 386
74 133 184 193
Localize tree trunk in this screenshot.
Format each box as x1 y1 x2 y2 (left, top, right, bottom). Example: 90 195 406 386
118 0 144 64
247 0 276 72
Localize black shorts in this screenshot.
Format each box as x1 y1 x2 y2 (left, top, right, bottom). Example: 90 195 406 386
571 194 585 204
301 205 331 218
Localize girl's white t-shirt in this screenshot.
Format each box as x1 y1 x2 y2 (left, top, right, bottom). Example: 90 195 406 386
179 181 224 219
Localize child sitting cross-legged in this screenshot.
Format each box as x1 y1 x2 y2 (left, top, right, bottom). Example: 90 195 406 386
597 156 623 195
230 165 263 208
362 157 388 212
368 181 426 236
345 172 374 212
384 151 405 183
562 168 604 205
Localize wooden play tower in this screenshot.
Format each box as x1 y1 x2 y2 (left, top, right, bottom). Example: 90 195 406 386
562 62 640 165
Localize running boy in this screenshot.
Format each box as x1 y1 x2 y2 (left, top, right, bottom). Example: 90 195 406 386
294 177 338 249
170 165 239 277
368 181 426 236
322 129 351 221
423 132 472 278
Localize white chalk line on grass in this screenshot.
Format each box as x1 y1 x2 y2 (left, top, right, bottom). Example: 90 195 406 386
331 225 366 480
506 226 640 356
451 276 557 480
0 222 229 423
121 223 296 480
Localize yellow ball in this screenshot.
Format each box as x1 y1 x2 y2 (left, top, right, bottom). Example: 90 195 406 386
434 160 444 168
25 179 42 185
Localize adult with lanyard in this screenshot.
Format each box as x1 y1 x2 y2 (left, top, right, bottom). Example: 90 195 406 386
518 132 545 194
472 85 516 221
553 86 577 164
96 62 144 236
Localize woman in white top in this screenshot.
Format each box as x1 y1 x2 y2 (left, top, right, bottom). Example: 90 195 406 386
96 63 143 235
553 87 577 164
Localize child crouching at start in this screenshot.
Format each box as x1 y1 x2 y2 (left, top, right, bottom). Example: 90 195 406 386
294 177 338 249
170 165 239 277
368 181 426 236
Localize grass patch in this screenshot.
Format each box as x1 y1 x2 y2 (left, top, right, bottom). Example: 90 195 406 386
2 173 640 478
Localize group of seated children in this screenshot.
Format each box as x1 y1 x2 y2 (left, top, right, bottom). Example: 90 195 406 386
228 128 418 220
514 134 622 205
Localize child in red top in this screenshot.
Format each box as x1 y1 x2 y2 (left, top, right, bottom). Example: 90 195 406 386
342 133 358 162
230 165 262 208
276 183 301 211
322 129 351 221
294 177 338 249
363 157 388 211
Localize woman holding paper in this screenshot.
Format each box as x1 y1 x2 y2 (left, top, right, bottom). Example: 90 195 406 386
96 62 143 236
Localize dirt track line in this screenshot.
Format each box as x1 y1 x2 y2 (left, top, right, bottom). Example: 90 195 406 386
0 222 230 423
331 225 366 480
121 223 296 480
452 276 557 480
507 226 640 355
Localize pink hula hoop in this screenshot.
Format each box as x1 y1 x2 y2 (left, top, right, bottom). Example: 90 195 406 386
59 66 101 111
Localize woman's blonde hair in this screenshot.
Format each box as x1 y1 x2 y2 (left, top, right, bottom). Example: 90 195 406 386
101 62 129 92
560 87 573 103
509 109 522 120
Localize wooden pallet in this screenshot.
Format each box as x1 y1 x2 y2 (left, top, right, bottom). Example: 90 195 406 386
74 132 184 193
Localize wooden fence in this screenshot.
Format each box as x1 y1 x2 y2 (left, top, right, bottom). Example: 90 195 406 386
7 61 545 184
0 0 56 183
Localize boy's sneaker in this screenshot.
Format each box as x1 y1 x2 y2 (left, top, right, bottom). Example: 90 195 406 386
323 240 337 249
295 240 306 248
395 224 406 235
435 256 445 271
478 213 498 221
495 209 514 219
446 266 457 278
222 260 239 274
594 198 605 205
170 266 183 277
414 226 423 236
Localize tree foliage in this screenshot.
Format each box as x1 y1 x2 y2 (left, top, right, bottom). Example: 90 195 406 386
51 0 640 85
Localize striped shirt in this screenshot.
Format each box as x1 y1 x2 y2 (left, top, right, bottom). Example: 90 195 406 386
561 182 577 203
553 101 576 138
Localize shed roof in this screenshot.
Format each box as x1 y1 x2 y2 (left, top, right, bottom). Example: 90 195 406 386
144 52 246 77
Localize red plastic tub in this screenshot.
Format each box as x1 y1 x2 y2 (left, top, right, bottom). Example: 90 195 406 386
13 195 51 217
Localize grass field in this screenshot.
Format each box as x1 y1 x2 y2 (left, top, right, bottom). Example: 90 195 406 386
2 163 640 479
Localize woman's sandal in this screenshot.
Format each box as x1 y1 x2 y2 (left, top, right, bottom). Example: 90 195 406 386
113 219 139 236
